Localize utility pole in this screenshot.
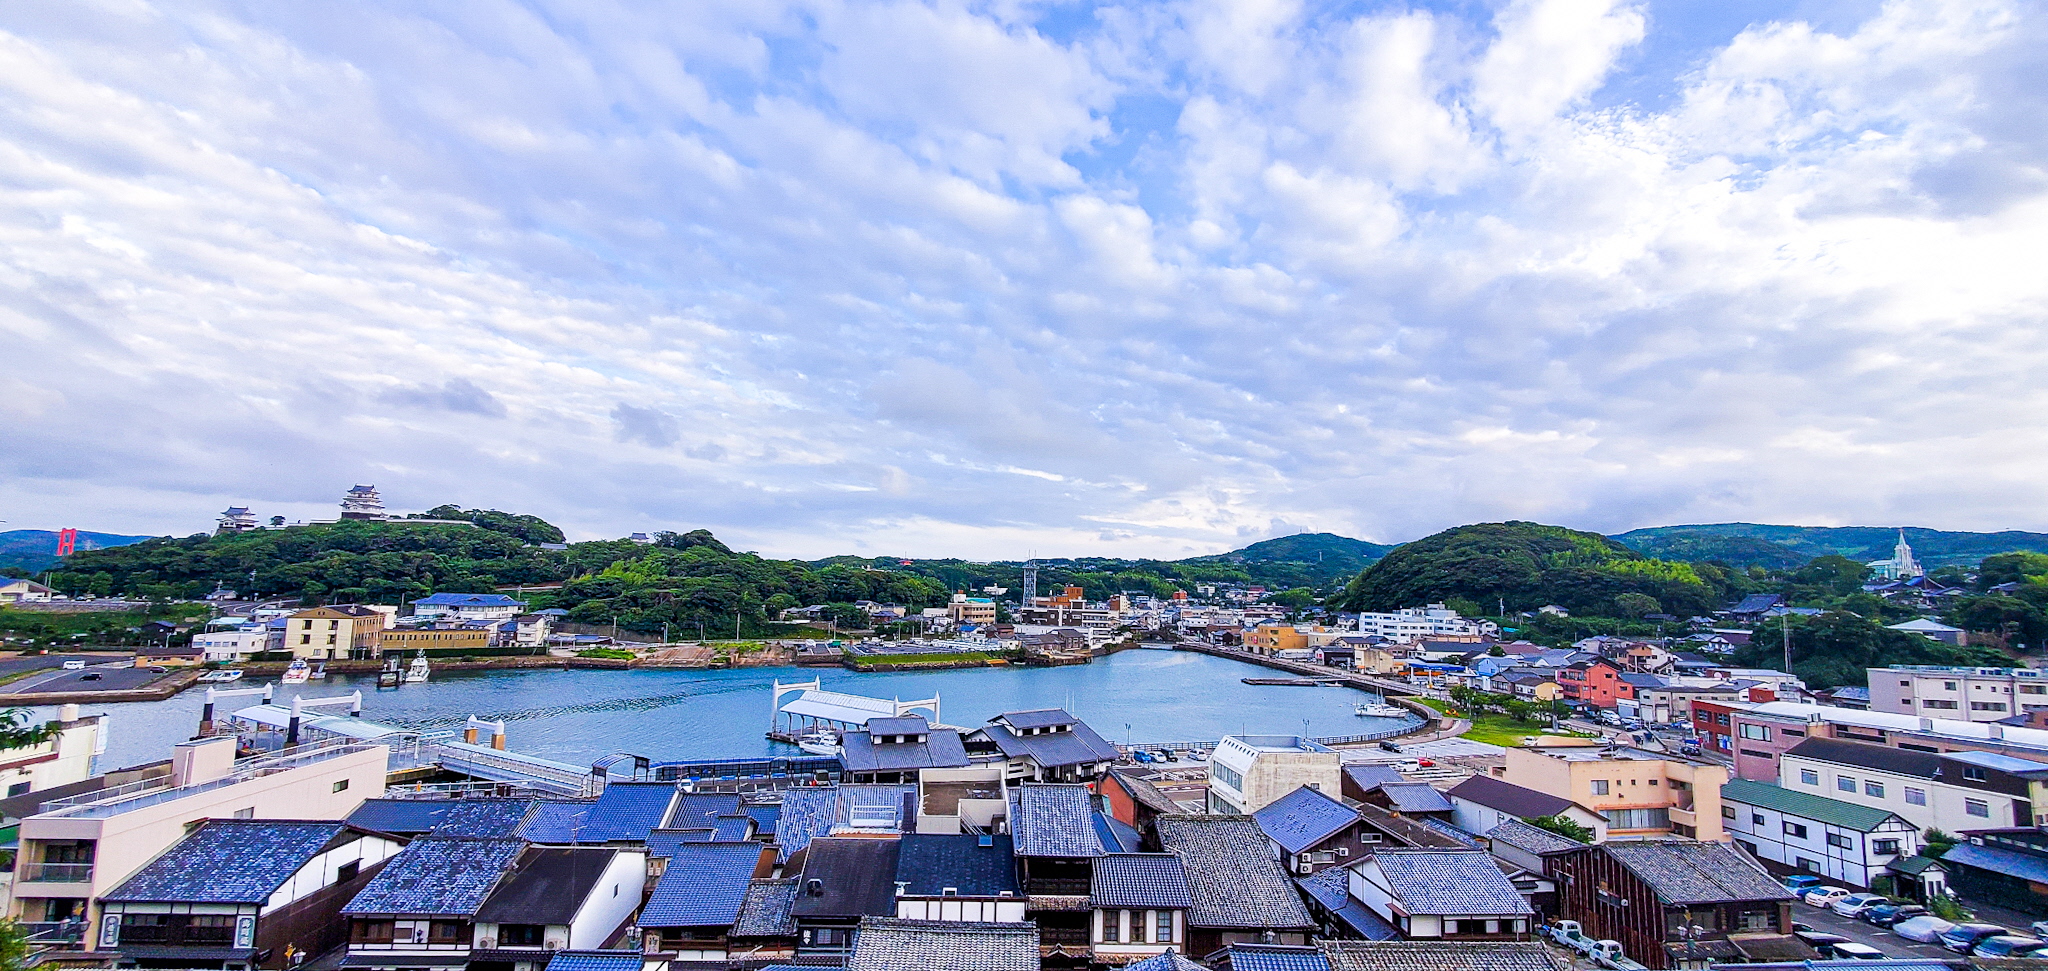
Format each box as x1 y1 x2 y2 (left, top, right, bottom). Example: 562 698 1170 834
1782 613 1792 675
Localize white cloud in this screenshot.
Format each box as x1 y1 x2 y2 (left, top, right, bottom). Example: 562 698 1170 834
0 0 2043 559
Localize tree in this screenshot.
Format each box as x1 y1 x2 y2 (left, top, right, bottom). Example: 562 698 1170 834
1526 815 1593 843
0 919 32 971
0 711 51 750
1613 593 1660 618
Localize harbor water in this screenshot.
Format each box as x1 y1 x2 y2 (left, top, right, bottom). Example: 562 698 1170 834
33 649 1417 770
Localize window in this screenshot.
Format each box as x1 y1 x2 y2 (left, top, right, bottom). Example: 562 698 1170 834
1591 780 1610 795
1922 700 1958 709
1961 766 1988 782
352 921 394 944
1717 713 1730 725
1944 681 1958 690
1156 910 1173 943
1752 814 1765 826
498 924 544 947
336 860 360 883
1740 723 1771 741
1361 832 1382 843
333 779 350 793
1796 857 1820 872
1873 839 1901 855
1610 808 1670 830
1800 769 1820 786
1720 806 1735 819
1905 787 1927 806
1966 799 1990 818
1783 728 1806 737
1971 702 2008 712
1783 822 1809 838
1740 910 1775 932
1100 911 1120 943
1865 781 1885 798
1741 749 1773 759
2023 685 2045 695
328 620 339 630
303 620 314 630
300 635 311 645
1838 776 1856 793
1211 764 1243 790
1827 833 1853 849
1444 920 1460 935
429 922 463 943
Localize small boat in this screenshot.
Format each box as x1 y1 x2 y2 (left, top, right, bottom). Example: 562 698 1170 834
308 663 328 680
1355 700 1407 717
795 728 842 757
198 669 245 683
404 650 430 684
280 659 311 684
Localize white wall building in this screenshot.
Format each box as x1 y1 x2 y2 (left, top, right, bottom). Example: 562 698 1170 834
1353 604 1497 643
1867 665 2048 723
192 628 270 662
1206 735 1340 815
1720 780 1919 889
1779 738 2037 833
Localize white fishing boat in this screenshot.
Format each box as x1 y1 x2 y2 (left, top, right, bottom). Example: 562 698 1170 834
199 669 245 683
404 650 430 684
280 659 311 684
1355 699 1407 717
795 728 842 757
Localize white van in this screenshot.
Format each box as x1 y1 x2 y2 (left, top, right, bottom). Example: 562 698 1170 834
60 660 86 671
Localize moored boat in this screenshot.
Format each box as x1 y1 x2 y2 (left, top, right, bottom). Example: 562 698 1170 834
281 659 311 684
1354 700 1407 717
404 650 430 684
795 728 842 756
198 669 245 683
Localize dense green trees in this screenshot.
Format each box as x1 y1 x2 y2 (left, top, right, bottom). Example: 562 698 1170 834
1731 611 2009 688
1337 522 1737 617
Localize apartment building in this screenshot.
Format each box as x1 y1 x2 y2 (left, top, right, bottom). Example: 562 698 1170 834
1353 605 1495 642
1869 665 2048 723
9 736 387 942
1778 737 2037 832
0 706 103 800
283 606 387 660
1206 736 1341 815
1500 744 1726 841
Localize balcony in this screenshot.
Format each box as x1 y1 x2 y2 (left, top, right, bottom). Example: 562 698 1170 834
1668 806 1698 828
18 862 94 883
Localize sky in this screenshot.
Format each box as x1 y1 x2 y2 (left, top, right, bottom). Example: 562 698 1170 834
1 0 2044 560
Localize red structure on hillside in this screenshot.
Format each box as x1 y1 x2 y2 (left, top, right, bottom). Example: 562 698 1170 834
55 528 77 557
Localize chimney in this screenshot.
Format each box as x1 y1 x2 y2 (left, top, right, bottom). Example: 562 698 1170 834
171 735 237 787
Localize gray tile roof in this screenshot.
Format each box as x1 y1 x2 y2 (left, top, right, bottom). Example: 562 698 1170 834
342 837 525 916
347 798 455 835
1344 765 1405 793
1296 868 1399 941
104 820 347 903
1011 784 1105 858
732 879 800 937
866 716 934 735
995 709 1079 729
1484 819 1583 855
844 917 1039 971
1600 840 1794 905
1253 785 1360 855
580 782 680 842
841 726 971 774
1090 853 1193 910
980 718 1120 770
1320 942 1570 971
431 799 536 838
1930 842 2048 884
791 837 903 919
665 791 742 829
1156 815 1314 930
1376 783 1454 815
1366 849 1531 916
639 842 765 927
518 801 596 843
477 848 620 925
775 785 918 859
1124 954 1207 971
1785 737 1945 779
895 834 1021 897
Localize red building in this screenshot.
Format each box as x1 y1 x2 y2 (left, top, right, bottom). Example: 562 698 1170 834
1558 659 1627 708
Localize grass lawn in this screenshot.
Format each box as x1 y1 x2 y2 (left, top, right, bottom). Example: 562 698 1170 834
1414 698 1592 748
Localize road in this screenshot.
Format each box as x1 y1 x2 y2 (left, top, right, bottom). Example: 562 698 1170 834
0 657 170 695
1792 898 1967 960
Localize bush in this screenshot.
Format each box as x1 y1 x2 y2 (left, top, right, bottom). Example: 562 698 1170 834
575 648 636 660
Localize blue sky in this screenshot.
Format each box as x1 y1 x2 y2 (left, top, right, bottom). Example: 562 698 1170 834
0 0 2043 558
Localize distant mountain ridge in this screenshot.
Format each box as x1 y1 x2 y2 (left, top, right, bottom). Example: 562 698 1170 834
1611 523 2048 569
0 529 155 573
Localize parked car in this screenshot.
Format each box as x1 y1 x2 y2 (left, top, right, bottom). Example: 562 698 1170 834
1822 942 1888 960
1832 893 1889 917
1680 738 1702 755
79 673 102 681
61 660 85 671
1380 740 1403 753
1970 936 2048 958
2031 919 2048 938
1802 887 1852 907
145 665 167 673
1938 923 2009 953
1892 916 1957 943
1863 903 1928 927
1784 875 1824 896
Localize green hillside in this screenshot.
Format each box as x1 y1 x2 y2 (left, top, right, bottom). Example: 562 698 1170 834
1338 521 1740 618
0 529 153 574
1612 524 2048 569
819 532 1390 598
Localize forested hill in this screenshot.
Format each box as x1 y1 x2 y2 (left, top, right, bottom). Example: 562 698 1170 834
817 531 1392 598
1613 523 2048 569
1337 521 1742 619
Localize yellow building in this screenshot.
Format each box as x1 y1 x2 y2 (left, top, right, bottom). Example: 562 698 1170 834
381 628 491 652
1501 744 1727 842
946 592 998 626
284 605 387 660
1246 624 1314 656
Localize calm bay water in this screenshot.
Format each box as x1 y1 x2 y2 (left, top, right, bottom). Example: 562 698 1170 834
33 649 1412 770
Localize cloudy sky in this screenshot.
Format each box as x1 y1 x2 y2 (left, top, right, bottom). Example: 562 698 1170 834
1 0 2044 559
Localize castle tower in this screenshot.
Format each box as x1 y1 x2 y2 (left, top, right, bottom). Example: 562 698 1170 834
217 507 258 533
339 484 386 520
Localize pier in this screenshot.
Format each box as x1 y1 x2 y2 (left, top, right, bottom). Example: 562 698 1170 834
1175 642 1428 697
766 678 944 743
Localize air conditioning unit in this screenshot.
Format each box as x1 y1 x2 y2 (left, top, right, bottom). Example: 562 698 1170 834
1298 852 1313 863
1337 846 1350 857
479 939 497 950
1296 861 1313 874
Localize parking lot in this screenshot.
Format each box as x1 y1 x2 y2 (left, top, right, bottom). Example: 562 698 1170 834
1793 897 1974 961
0 658 174 695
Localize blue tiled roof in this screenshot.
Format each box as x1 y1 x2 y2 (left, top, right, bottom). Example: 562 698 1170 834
1367 849 1532 916
639 842 765 928
1125 955 1207 971
544 952 641 971
581 782 679 842
1095 811 1142 853
343 837 525 916
1253 785 1359 855
664 791 741 829
1223 944 1332 971
1344 765 1404 793
518 801 595 843
744 802 781 837
895 834 1022 897
431 799 535 838
713 814 755 841
1296 868 1399 941
644 828 715 859
1942 842 2048 884
1091 853 1192 910
413 593 526 606
348 798 455 835
1414 818 1483 848
841 727 971 773
1012 784 1104 858
105 821 345 903
772 785 915 860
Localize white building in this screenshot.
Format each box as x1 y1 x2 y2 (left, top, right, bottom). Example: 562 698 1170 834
1867 665 2048 722
192 628 270 662
409 593 527 623
1867 530 1924 581
1779 738 2038 833
0 578 55 604
1206 735 1340 815
1353 604 1496 643
1719 780 1919 889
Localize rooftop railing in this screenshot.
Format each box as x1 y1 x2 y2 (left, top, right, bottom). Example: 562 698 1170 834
39 739 385 819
